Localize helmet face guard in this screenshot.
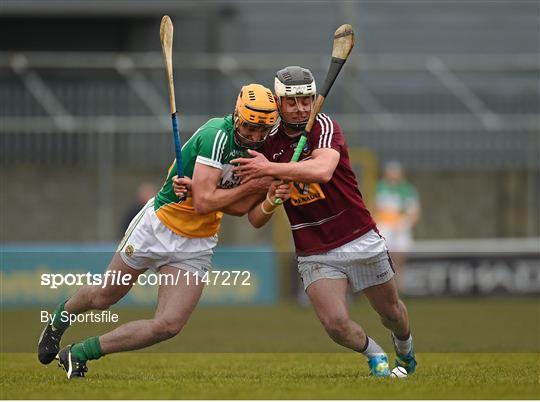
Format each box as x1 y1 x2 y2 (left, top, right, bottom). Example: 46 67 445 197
274 66 317 130
233 118 274 149
233 84 278 149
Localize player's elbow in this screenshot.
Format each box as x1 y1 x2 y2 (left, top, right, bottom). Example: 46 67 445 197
248 215 265 229
310 151 339 183
193 196 212 215
194 204 211 215
321 170 334 183
315 167 334 183
250 221 264 229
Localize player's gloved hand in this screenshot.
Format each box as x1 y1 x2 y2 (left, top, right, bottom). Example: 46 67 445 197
268 180 291 204
231 149 271 182
172 175 192 200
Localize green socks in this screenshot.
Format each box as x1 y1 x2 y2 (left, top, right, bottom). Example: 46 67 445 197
51 299 104 362
71 336 104 362
51 299 70 332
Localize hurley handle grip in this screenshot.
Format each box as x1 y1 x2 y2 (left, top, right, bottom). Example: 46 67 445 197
172 113 183 177
291 134 308 162
273 133 308 205
171 113 186 201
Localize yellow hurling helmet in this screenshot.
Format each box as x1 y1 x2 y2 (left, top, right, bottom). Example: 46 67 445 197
233 84 279 149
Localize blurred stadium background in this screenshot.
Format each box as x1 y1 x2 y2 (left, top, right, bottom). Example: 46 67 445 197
1 1 539 319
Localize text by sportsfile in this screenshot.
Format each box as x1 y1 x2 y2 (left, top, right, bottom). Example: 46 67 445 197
41 311 119 325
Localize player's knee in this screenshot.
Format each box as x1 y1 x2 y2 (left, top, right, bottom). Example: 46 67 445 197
322 315 350 341
151 317 184 341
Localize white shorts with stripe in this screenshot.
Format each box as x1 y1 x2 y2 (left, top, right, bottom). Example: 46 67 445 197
117 198 217 278
297 229 395 292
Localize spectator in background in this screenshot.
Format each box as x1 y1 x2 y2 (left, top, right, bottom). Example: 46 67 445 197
121 182 158 237
375 161 420 276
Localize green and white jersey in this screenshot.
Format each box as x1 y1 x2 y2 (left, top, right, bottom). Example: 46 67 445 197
181 116 248 189
154 115 248 238
375 180 419 227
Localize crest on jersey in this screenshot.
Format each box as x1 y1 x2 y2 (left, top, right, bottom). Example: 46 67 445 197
219 164 242 189
290 182 326 206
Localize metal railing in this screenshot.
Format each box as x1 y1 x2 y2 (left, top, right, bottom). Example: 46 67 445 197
1 51 538 169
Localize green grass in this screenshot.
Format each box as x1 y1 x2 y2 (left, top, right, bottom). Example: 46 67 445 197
1 353 539 399
1 297 539 398
2 298 539 353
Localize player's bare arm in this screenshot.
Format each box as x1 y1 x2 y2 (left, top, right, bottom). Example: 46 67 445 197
173 173 273 216
220 193 264 217
191 162 273 215
248 181 291 228
232 148 340 184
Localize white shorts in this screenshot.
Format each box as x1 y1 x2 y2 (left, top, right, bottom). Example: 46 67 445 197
297 229 395 292
117 198 217 278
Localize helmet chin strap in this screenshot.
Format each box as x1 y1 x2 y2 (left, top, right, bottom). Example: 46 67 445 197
281 121 306 138
281 118 307 131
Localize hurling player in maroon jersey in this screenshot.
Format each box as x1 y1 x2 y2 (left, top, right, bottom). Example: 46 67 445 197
232 66 417 377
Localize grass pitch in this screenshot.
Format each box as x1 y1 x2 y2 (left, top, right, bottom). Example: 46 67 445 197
1 352 539 399
1 297 539 399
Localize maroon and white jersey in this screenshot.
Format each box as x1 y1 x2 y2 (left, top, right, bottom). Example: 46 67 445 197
261 113 376 255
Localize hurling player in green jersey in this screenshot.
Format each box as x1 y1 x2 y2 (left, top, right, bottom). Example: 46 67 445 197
38 84 290 379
